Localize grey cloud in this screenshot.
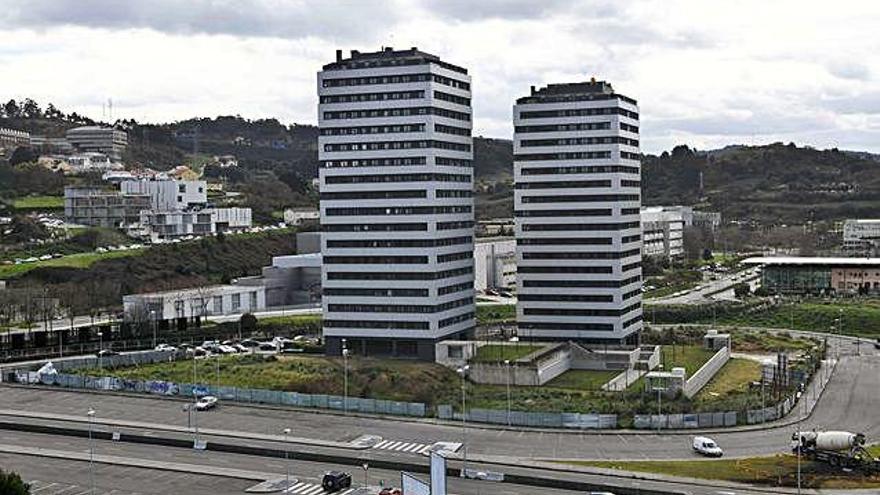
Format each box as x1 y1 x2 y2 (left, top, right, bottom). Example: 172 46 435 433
419 0 590 21
647 110 832 137
0 0 400 41
819 92 880 114
826 61 871 81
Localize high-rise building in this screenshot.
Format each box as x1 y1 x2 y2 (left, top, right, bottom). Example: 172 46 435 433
65 126 128 161
317 47 475 359
513 80 642 345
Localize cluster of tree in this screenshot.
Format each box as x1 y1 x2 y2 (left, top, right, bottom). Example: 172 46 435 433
0 98 98 127
0 162 64 198
0 469 29 495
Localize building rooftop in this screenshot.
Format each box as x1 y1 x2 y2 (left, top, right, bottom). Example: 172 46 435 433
743 256 880 266
516 79 637 105
123 284 257 300
322 46 467 74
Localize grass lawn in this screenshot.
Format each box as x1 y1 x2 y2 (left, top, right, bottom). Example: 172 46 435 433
0 249 144 279
546 370 618 390
554 454 880 489
472 344 544 363
255 314 321 327
9 195 64 210
696 358 762 399
476 304 515 325
732 330 818 353
662 344 715 374
712 300 880 337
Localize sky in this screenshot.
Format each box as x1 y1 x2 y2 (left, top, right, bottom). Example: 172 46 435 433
1 0 880 153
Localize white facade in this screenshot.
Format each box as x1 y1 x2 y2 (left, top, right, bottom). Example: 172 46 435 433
843 219 880 254
121 179 207 210
513 81 642 344
318 47 475 358
122 284 266 321
473 238 516 291
137 207 252 240
641 206 685 259
283 207 320 226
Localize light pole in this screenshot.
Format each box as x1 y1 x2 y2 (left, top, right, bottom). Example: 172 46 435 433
97 331 103 370
457 365 470 478
796 430 802 495
150 310 157 349
342 339 350 414
362 462 369 488
283 427 291 490
87 408 96 495
503 359 512 426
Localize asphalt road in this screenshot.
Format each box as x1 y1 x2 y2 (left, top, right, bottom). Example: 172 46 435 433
1 344 877 463
648 270 760 306
0 428 784 495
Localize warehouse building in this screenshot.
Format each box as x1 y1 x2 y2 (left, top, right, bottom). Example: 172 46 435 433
744 257 880 295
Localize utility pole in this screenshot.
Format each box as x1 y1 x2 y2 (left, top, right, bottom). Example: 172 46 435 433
457 365 470 477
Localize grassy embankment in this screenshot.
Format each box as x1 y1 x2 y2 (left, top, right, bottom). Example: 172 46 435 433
555 454 880 489
705 300 880 338
0 249 143 279
8 195 64 210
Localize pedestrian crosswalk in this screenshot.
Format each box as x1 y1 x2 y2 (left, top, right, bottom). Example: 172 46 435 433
284 481 356 495
371 439 432 454
28 480 137 495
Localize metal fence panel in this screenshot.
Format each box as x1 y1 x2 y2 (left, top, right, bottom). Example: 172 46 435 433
724 411 737 426
650 414 667 429
407 403 426 417
633 415 651 429
437 404 453 420
712 412 725 427
697 412 713 427
667 413 683 429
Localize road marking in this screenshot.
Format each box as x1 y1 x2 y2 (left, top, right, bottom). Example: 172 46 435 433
373 440 392 449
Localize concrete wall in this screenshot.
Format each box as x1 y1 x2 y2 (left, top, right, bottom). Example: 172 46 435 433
683 346 730 398
569 344 639 371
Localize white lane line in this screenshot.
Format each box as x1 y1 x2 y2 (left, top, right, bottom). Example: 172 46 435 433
301 485 326 495
405 443 427 452
383 441 401 450
393 442 413 451
285 482 309 493
374 440 392 449
30 482 59 494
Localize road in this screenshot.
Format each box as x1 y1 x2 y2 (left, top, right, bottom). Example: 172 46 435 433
0 428 795 495
648 269 760 305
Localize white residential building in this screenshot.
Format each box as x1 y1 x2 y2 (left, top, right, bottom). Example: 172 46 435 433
121 179 207 210
843 219 880 254
641 206 685 259
283 207 320 226
318 47 475 359
513 80 642 345
137 207 252 241
474 238 516 291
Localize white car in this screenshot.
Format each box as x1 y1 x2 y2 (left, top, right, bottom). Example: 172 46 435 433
155 344 177 352
217 345 238 354
692 436 723 457
194 396 218 411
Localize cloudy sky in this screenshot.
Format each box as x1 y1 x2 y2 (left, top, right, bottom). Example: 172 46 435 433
1 0 880 153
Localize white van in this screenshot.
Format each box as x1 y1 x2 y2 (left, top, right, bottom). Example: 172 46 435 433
692 436 723 457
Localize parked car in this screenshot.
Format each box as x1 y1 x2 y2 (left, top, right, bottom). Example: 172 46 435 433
233 343 249 353
240 339 260 348
155 344 177 352
194 396 218 411
321 471 351 492
96 349 118 357
692 436 723 457
217 345 238 354
378 489 402 495
258 341 277 351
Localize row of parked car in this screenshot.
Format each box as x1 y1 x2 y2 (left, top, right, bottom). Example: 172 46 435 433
154 335 320 357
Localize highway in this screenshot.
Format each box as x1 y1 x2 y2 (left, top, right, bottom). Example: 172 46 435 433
0 427 796 495
647 269 760 305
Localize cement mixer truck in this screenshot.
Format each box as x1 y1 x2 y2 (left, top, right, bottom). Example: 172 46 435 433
791 431 880 472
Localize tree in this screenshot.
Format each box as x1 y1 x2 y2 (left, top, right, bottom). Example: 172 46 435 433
21 98 41 118
733 283 751 298
0 467 30 494
3 99 20 118
9 147 39 166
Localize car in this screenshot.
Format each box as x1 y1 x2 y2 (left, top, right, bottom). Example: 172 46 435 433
258 341 277 351
194 396 218 411
217 345 238 354
155 344 177 352
321 471 351 492
96 349 119 357
239 339 260 348
874 338 880 350
272 336 293 346
378 489 402 495
233 343 249 353
692 436 723 457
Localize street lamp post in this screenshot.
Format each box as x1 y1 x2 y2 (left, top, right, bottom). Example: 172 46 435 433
503 359 512 426
283 427 291 490
87 408 96 495
457 365 470 478
362 462 369 488
150 310 157 349
342 339 350 414
97 331 103 370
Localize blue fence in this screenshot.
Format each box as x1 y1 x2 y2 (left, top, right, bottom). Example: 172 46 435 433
34 372 427 418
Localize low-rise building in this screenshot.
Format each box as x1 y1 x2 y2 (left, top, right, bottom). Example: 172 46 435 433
29 135 74 155
843 219 880 255
0 127 30 154
744 256 880 295
121 179 207 210
66 126 128 161
641 207 684 259
137 207 252 241
122 284 266 322
474 238 516 291
283 207 319 226
63 186 150 228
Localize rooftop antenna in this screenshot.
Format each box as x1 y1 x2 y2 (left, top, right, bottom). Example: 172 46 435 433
108 98 113 123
